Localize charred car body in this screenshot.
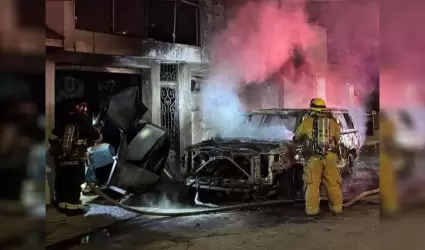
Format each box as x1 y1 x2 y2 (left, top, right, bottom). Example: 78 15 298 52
182 109 361 201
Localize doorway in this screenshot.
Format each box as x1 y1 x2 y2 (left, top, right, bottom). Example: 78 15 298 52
54 68 143 125
159 64 180 177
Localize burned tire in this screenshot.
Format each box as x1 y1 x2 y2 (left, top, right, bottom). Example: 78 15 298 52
276 166 303 200
276 174 293 199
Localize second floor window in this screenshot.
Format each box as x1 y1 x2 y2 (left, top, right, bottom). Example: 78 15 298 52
147 0 199 46
74 0 199 46
75 0 113 34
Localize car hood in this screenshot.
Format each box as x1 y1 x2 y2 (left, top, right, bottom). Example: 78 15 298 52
185 138 295 154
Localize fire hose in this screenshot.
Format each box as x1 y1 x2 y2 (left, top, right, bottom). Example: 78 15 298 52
87 181 379 217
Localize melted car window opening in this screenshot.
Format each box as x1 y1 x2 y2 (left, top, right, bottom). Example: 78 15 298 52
343 113 355 129
246 114 263 129
334 114 347 129
261 114 297 131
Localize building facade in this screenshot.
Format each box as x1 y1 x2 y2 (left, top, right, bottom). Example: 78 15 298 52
46 0 209 158
45 0 332 184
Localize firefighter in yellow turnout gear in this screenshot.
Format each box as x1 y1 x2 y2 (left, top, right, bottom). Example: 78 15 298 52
294 98 342 216
380 112 399 216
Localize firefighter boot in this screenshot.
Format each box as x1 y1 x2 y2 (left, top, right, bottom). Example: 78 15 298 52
54 163 88 216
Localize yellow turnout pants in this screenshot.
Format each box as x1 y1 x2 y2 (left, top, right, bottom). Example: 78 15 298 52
303 152 342 215
380 153 399 215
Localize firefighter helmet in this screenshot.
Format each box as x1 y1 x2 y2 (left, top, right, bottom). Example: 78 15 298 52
310 98 326 112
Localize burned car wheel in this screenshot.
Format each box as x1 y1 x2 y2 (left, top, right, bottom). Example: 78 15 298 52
276 164 304 200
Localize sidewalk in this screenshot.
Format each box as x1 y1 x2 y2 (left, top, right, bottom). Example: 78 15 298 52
70 205 380 250
48 131 380 247
46 203 137 247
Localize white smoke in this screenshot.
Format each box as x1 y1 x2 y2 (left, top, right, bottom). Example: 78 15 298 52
201 75 294 141
348 105 367 145
201 76 245 138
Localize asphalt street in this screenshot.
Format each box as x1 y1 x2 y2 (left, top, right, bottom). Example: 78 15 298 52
68 149 380 250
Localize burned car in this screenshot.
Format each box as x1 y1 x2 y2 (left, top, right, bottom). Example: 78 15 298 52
181 108 361 202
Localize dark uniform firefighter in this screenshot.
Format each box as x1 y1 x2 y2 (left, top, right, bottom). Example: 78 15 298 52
49 102 102 216
294 98 342 216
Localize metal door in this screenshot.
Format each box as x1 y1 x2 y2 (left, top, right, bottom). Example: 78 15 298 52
159 64 180 153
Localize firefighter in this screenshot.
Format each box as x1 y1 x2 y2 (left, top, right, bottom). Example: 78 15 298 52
294 98 342 216
380 111 400 216
49 102 102 216
380 109 425 216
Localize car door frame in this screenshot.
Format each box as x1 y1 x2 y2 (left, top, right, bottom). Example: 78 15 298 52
332 110 361 160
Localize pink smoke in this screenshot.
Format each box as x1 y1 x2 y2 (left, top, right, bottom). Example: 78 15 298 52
201 0 378 142
211 0 317 85
381 0 425 108
380 1 425 214
316 0 379 104
208 0 378 108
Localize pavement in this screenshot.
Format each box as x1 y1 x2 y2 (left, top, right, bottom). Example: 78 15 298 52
63 144 380 250
72 206 425 250
72 204 380 250
45 132 380 249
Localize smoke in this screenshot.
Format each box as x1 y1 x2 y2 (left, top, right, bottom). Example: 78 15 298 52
201 75 294 140
381 0 425 108
201 0 316 139
210 0 316 84
313 0 379 145
143 192 181 208
348 106 367 144
380 1 425 209
201 75 245 138
200 0 377 143
127 190 192 210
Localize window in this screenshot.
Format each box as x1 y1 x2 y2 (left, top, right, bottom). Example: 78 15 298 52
75 0 112 33
146 0 174 43
114 0 146 37
334 114 347 129
343 113 355 129
263 114 298 132
74 0 199 45
75 0 145 37
245 114 263 129
175 1 199 45
147 0 199 46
